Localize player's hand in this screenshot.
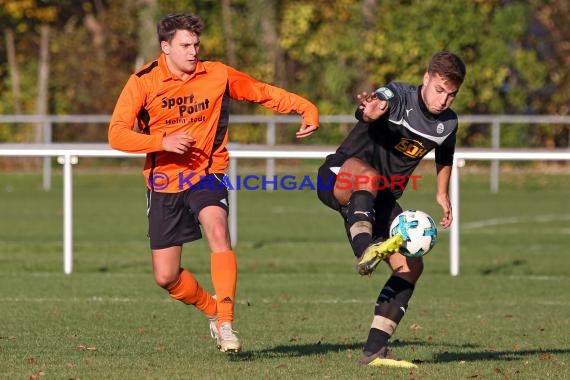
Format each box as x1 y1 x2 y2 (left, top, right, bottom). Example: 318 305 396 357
356 91 372 103
436 193 453 229
358 92 388 122
162 132 196 154
296 124 318 138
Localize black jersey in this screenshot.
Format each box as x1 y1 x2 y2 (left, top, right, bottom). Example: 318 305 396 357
331 82 458 199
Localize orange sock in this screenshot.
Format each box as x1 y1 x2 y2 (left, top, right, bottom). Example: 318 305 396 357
167 269 217 316
211 250 237 324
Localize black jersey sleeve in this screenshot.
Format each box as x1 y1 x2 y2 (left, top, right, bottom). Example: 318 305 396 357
435 131 456 166
355 107 364 122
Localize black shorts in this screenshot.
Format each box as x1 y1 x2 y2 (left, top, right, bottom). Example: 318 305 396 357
317 153 347 212
146 173 229 250
317 154 402 240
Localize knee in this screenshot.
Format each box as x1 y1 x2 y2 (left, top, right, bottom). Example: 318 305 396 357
205 223 230 246
389 254 424 283
409 258 424 277
154 271 179 289
401 258 424 283
351 171 379 194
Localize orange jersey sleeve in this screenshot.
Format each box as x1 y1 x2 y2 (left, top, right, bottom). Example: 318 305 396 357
108 68 164 153
226 66 319 128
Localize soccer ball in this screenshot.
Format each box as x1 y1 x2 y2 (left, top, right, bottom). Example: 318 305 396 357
389 210 438 258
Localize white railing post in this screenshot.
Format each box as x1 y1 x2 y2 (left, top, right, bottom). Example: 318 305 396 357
42 118 52 191
266 121 276 191
490 120 500 193
449 158 462 276
57 154 78 274
229 157 238 247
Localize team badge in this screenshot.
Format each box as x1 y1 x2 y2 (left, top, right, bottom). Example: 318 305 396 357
436 123 444 134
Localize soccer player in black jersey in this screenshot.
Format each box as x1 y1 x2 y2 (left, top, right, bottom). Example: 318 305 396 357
317 51 466 368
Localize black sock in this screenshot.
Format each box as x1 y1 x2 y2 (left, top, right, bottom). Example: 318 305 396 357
363 276 415 354
363 328 390 355
351 232 372 258
377 276 415 312
346 190 375 257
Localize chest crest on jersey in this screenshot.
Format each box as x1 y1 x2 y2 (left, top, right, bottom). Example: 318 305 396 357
395 138 428 158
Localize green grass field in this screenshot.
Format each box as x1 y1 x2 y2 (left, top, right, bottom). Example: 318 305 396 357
1 163 569 379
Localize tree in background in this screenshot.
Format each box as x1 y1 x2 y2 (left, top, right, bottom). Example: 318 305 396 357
526 0 570 147
0 0 567 147
0 0 58 144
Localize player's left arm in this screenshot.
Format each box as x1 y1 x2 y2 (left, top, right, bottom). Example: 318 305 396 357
435 164 453 229
435 129 457 229
226 66 319 138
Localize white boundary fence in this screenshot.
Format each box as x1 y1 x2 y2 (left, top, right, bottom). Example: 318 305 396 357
2 114 570 193
1 144 569 276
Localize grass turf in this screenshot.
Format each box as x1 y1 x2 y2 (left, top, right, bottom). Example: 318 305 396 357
0 164 569 379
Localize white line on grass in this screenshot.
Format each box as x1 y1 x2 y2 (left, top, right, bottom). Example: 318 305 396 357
507 274 570 281
1 293 568 305
462 214 570 230
0 297 166 303
0 296 386 305
0 297 370 304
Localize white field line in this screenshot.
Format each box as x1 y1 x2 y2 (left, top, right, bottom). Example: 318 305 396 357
462 214 570 230
1 280 568 306
0 297 369 305
1 298 566 306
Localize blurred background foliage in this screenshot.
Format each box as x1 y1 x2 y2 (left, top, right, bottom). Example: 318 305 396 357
0 0 568 148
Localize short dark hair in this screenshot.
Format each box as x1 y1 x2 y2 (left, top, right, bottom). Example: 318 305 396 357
157 13 204 43
427 51 466 87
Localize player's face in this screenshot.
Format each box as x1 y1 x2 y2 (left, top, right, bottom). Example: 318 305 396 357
421 72 459 115
161 29 200 78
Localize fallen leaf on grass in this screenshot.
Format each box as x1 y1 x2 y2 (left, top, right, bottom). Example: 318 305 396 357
76 345 97 351
409 323 422 330
29 371 46 379
494 368 509 379
538 353 552 361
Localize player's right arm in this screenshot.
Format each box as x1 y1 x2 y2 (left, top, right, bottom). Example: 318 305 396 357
224 65 319 137
108 75 165 154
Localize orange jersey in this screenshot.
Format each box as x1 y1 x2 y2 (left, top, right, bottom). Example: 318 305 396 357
108 54 319 193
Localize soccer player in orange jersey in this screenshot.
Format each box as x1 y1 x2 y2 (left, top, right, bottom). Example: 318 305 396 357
108 13 319 353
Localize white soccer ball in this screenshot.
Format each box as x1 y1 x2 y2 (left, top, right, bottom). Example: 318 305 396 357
389 210 438 258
